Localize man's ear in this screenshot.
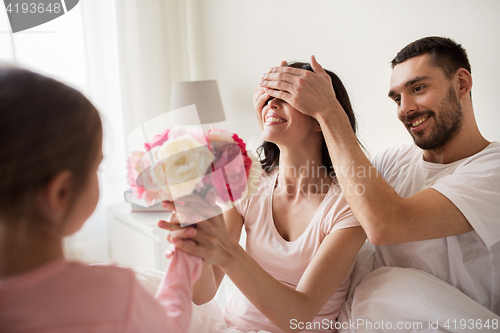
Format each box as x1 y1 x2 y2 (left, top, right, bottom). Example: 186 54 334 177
455 68 472 100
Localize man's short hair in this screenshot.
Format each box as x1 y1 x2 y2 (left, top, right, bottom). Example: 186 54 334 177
391 36 471 78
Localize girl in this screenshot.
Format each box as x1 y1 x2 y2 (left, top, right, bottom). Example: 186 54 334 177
0 66 201 333
162 61 366 333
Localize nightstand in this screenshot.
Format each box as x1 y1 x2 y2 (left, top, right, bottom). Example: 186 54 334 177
107 203 171 271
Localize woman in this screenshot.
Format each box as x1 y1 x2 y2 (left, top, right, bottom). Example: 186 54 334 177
161 61 366 333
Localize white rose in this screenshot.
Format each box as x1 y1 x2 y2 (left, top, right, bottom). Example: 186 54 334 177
152 135 212 198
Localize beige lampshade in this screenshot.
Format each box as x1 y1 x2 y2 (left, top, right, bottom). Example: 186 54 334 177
170 80 226 125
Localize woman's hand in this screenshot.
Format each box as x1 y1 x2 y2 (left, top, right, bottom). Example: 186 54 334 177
161 191 219 226
259 55 340 119
159 201 239 267
157 211 192 258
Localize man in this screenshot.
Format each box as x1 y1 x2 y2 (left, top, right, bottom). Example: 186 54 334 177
258 36 499 316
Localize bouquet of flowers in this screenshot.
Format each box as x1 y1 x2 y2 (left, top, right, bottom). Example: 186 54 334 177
127 126 262 224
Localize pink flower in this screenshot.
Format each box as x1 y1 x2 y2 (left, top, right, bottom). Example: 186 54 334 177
207 128 233 143
146 129 170 152
167 127 187 140
127 147 172 203
127 125 262 208
204 130 255 202
232 134 252 177
187 128 207 145
210 143 248 202
126 151 148 198
207 130 253 176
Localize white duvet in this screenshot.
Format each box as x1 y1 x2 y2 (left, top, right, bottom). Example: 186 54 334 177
130 248 499 333
338 248 500 333
131 266 270 333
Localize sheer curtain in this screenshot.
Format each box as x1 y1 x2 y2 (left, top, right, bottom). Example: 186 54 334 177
0 7 15 61
0 0 198 262
114 0 198 136
66 0 199 262
0 2 105 261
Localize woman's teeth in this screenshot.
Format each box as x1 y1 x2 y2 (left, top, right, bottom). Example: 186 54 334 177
266 116 285 123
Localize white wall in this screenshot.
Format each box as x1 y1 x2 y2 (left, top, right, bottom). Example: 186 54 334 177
189 0 500 156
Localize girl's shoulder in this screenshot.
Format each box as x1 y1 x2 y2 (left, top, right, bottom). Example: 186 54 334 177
0 261 155 332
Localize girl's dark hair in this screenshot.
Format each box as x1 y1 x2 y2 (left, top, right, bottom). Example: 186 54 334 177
0 66 102 223
256 62 357 178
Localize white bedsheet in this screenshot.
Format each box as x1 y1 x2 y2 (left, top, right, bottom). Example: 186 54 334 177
130 266 270 333
338 248 500 333
129 247 500 333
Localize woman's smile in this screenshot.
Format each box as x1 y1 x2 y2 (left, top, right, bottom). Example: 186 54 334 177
264 112 288 126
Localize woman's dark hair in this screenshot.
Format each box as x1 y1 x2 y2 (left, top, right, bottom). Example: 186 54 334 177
256 62 357 178
0 66 102 223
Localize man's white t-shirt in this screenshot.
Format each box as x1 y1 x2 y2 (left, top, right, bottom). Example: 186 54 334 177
371 142 500 314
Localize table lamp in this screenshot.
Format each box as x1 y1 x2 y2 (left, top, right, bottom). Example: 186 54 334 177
170 80 226 126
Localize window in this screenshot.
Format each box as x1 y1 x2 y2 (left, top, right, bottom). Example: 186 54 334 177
0 3 87 92
0 3 116 262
